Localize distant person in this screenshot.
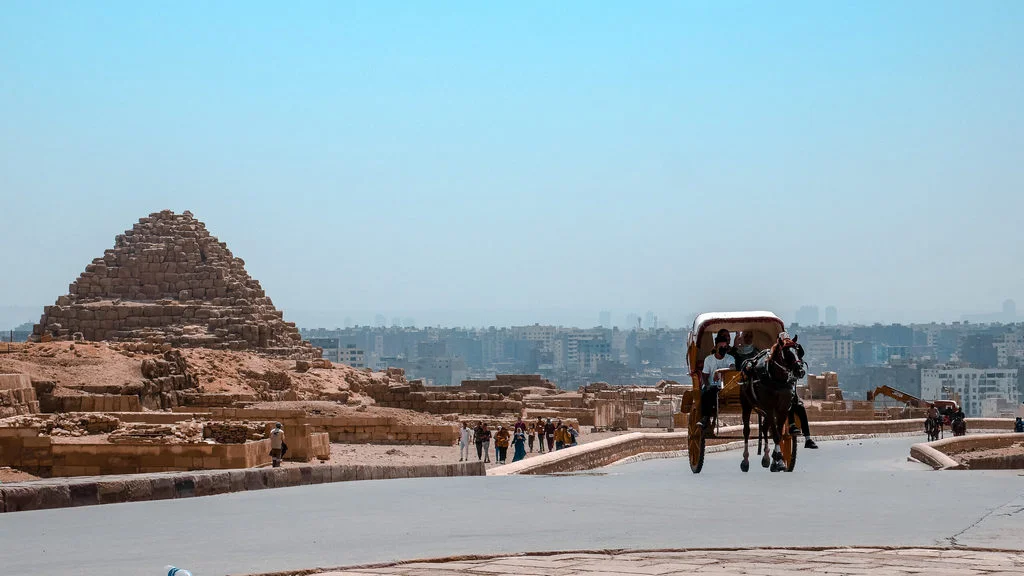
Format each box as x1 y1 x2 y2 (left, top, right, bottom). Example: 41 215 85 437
731 331 760 370
459 422 473 462
536 417 547 453
544 418 556 451
1015 417 1023 433
473 422 485 461
700 332 735 434
512 428 527 462
553 423 564 450
494 425 511 464
527 420 537 452
270 422 286 468
566 423 578 447
514 415 527 434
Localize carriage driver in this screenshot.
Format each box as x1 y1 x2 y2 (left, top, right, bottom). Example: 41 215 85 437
700 331 736 434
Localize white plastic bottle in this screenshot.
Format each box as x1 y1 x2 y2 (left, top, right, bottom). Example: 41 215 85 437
164 566 193 576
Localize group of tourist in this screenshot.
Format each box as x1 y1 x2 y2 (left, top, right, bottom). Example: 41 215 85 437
458 416 579 465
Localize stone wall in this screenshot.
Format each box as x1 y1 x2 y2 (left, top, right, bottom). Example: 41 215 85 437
912 431 1023 470
493 419 1016 476
50 438 270 476
186 407 460 450
0 427 53 475
0 374 40 417
52 395 141 412
0 460 486 513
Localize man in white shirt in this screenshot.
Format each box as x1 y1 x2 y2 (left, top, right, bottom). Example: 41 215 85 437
700 331 735 434
458 422 473 462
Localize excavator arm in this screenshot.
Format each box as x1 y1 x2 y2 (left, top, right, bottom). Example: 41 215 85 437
867 385 926 408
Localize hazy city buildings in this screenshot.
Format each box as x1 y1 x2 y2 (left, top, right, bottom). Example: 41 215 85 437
795 305 820 327
297 317 1024 414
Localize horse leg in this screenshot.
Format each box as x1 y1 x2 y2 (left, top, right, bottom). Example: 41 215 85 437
770 417 785 472
741 399 751 473
760 412 771 468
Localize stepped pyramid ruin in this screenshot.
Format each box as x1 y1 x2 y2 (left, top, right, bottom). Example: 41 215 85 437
33 210 318 358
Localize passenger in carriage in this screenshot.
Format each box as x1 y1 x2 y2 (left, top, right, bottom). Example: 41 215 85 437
731 331 760 371
700 331 735 435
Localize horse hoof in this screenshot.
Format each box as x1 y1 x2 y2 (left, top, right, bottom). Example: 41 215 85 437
741 460 749 473
770 462 783 472
761 456 770 468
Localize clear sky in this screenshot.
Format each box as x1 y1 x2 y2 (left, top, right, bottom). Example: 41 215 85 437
2 1 1022 329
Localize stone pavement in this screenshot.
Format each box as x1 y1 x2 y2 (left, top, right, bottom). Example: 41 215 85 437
306 548 1024 576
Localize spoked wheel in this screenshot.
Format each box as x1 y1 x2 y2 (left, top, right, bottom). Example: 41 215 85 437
689 424 705 473
780 430 798 472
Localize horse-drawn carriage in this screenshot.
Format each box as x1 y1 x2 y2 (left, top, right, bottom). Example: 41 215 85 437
686 311 806 474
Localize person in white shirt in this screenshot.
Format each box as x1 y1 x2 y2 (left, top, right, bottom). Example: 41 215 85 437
700 331 735 434
458 422 473 462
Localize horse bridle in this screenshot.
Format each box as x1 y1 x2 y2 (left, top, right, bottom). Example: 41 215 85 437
770 342 805 384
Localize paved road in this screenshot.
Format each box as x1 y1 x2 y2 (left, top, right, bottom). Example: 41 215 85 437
1 437 1021 576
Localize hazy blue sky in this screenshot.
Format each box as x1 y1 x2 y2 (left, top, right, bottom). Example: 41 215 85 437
2 1 1022 329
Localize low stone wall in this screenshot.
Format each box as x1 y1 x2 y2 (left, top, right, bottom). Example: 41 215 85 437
0 427 53 475
0 460 486 513
188 408 460 450
911 432 1024 470
0 374 40 417
51 438 271 476
492 419 1017 475
524 408 595 426
1 424 270 477
52 395 141 412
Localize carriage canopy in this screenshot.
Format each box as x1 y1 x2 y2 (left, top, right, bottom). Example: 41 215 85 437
687 311 786 374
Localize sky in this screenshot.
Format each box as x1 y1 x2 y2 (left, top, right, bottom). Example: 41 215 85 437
2 1 1023 330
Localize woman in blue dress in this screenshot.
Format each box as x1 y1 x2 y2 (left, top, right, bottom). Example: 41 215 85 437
511 428 527 462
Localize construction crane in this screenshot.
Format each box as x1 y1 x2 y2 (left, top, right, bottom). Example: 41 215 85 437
866 385 959 412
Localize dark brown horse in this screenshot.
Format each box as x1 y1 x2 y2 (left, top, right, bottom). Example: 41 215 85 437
739 333 806 472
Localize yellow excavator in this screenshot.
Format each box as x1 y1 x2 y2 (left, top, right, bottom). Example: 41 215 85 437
866 385 959 412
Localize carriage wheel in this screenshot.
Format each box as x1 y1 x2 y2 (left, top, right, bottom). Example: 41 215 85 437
780 430 798 472
689 425 705 473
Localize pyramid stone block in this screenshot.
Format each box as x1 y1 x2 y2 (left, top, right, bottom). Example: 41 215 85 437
33 210 318 358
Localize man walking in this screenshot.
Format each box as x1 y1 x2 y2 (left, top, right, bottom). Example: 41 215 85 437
459 422 473 462
270 422 286 468
474 421 486 461
544 418 556 452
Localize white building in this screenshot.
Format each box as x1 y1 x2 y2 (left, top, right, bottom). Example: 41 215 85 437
803 334 835 362
833 339 854 360
921 366 1019 417
995 330 1024 367
511 325 557 349
338 344 366 368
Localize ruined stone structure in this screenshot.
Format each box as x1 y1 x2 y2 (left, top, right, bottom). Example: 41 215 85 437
32 210 318 358
0 374 40 418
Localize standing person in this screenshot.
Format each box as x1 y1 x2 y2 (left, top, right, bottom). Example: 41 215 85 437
554 422 565 450
514 415 527 435
474 421 486 461
544 418 556 452
459 422 473 462
269 422 286 468
512 428 527 462
527 420 536 452
567 423 579 447
536 417 547 453
480 423 492 463
494 425 511 464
